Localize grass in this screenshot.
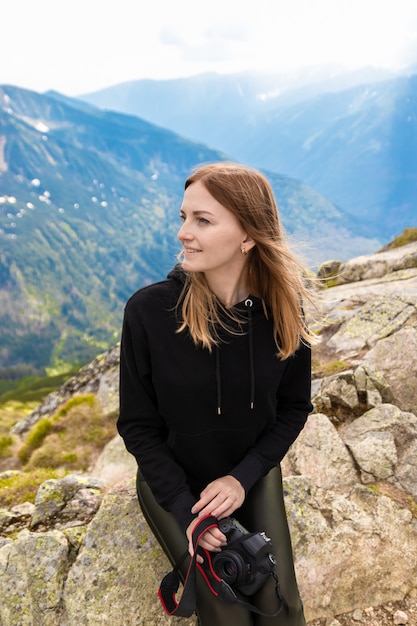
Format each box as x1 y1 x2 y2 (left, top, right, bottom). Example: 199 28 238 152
19 394 116 473
18 418 53 464
0 367 117 509
378 227 417 252
0 435 13 459
0 367 81 406
0 468 65 508
312 359 351 377
409 496 417 519
0 392 117 509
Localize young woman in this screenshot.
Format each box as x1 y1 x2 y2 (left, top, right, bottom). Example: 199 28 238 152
118 162 316 625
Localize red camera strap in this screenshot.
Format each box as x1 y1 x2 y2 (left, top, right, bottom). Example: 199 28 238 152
158 514 219 617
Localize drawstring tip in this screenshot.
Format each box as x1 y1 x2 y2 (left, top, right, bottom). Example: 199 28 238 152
250 402 254 410
217 407 221 415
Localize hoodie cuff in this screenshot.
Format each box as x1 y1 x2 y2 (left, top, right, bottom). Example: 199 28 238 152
228 453 267 494
169 491 198 534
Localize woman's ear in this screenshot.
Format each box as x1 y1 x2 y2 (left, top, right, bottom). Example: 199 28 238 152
242 236 256 252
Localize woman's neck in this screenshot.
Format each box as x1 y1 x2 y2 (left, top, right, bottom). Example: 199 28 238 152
205 270 249 308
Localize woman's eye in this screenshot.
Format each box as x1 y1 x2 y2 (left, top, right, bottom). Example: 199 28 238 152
197 217 210 225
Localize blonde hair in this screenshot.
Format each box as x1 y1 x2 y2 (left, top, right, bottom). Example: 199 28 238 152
177 162 317 359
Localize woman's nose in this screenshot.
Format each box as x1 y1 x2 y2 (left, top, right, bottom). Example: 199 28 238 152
177 222 191 241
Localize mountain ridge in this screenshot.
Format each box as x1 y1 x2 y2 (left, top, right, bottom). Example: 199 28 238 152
1 84 377 372
80 69 417 240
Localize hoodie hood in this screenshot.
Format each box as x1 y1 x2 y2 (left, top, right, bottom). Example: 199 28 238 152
166 264 264 313
167 263 187 285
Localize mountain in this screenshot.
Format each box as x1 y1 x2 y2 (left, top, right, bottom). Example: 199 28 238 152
1 85 374 373
80 69 417 240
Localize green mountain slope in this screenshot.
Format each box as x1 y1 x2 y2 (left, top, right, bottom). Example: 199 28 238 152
0 85 379 372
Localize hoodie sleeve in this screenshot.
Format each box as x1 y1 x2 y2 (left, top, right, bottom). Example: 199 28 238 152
117 306 197 533
228 340 312 493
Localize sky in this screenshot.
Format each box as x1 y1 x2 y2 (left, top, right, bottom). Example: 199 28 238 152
2 0 417 97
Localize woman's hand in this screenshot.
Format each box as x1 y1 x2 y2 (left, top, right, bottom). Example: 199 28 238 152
185 475 245 561
192 475 245 520
186 522 226 562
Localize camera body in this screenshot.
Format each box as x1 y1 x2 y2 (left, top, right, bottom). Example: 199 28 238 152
212 517 277 596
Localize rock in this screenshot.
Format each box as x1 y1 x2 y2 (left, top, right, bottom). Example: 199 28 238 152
394 609 409 624
285 413 357 489
10 501 35 517
0 509 19 532
90 434 137 484
353 364 395 407
12 344 121 436
0 469 22 480
96 362 119 417
0 502 37 532
327 296 416 353
342 404 417 497
316 260 343 282
30 474 107 529
64 476 196 626
317 266 417 364
312 365 395 418
313 371 360 417
329 242 417 285
393 251 417 272
352 608 363 621
284 477 417 621
363 327 417 414
0 528 69 626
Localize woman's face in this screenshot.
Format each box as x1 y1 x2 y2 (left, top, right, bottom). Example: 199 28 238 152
178 180 250 276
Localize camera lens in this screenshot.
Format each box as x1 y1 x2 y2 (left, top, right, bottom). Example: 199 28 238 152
222 560 237 578
215 555 239 583
212 551 246 585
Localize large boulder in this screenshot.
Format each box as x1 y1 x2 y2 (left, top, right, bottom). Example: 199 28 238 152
285 477 417 620
0 528 70 626
90 434 137 484
318 241 417 285
284 412 357 489
363 327 417 415
326 295 416 353
64 477 196 626
342 404 417 497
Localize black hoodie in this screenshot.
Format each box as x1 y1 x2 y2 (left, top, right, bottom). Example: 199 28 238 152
117 267 313 532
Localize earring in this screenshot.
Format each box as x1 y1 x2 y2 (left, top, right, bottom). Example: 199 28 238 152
241 247 247 255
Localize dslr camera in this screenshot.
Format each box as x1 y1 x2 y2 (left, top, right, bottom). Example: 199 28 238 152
212 517 277 596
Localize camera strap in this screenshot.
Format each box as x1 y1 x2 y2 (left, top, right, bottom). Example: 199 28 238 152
158 514 218 617
158 514 285 619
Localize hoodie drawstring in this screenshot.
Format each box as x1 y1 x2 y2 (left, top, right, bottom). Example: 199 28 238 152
215 346 222 416
245 298 255 410
215 297 255 415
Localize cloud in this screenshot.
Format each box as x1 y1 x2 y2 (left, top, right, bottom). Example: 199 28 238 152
159 18 250 65
203 20 250 42
159 28 185 47
2 0 417 95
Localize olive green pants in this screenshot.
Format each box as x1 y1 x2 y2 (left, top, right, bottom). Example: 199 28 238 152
137 465 305 626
